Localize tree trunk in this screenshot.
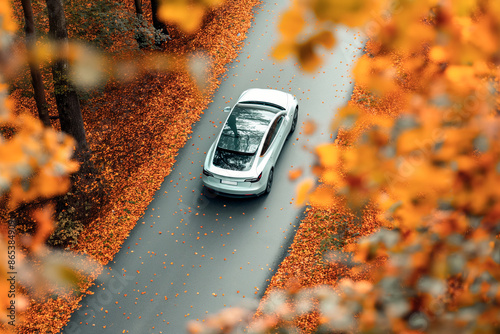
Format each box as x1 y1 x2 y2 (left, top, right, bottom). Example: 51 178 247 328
133 0 148 48
21 0 51 127
45 0 100 228
45 0 89 158
134 0 143 16
150 0 169 47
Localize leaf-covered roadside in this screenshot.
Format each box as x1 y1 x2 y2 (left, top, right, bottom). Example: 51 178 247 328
10 0 261 332
256 198 385 332
253 43 406 333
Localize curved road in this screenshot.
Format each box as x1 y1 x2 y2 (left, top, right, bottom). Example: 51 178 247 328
64 1 363 332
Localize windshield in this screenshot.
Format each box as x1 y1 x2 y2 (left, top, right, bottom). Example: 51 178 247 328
217 105 275 154
213 148 256 171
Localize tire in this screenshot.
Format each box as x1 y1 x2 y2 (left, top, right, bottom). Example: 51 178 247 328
289 107 298 135
265 168 274 194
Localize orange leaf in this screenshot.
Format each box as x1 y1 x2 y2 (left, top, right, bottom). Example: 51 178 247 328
288 168 303 181
303 120 316 135
295 178 314 206
273 42 295 60
315 143 339 168
30 203 55 253
278 8 305 40
309 187 335 207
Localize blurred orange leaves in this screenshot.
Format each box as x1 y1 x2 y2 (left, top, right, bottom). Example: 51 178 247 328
278 6 304 41
159 0 225 33
311 0 382 27
275 0 500 332
1 114 79 210
30 204 55 253
288 168 302 181
295 178 314 206
315 143 339 168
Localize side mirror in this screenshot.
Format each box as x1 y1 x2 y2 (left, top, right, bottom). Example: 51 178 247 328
223 106 231 113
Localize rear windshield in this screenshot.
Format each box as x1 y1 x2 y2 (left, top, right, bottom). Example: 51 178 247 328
217 105 275 154
213 148 256 171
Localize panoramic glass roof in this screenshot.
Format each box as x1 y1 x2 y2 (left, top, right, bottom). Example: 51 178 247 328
217 105 276 154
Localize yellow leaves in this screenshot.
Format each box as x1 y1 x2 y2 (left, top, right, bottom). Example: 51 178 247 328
321 168 341 185
452 0 478 17
303 120 316 135
332 104 360 131
275 0 349 72
274 31 335 72
295 178 314 206
266 0 500 332
297 41 322 72
434 127 477 161
395 22 436 54
272 42 295 61
201 0 224 6
274 0 336 72
309 30 336 49
311 0 382 27
159 2 205 33
353 55 398 95
278 7 305 41
0 0 16 33
159 0 225 33
297 31 336 72
30 204 56 253
288 168 302 181
309 186 336 207
445 65 478 94
430 211 468 237
315 143 339 168
0 111 79 209
429 46 448 63
395 128 425 155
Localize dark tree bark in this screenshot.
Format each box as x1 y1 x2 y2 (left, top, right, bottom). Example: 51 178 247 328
45 0 100 226
45 0 89 158
150 0 169 46
134 0 143 16
133 0 148 48
21 0 51 127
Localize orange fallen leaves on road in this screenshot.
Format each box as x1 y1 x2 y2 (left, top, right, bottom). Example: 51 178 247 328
288 168 302 181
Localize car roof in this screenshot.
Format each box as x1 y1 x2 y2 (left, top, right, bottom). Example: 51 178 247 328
238 88 288 110
217 105 276 154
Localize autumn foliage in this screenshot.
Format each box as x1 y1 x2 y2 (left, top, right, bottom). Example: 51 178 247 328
1 0 499 332
191 0 500 333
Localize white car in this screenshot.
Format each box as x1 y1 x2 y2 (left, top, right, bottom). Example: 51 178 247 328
202 88 298 197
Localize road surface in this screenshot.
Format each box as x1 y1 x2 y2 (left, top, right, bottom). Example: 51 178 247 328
63 1 363 332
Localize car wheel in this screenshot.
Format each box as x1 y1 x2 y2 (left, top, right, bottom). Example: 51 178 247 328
265 168 274 194
289 107 298 135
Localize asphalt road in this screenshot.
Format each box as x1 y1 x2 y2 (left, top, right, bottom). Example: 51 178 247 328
63 1 363 333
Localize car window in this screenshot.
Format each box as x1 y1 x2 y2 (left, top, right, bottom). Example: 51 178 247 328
261 115 284 156
213 148 256 171
238 100 285 111
217 105 275 154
